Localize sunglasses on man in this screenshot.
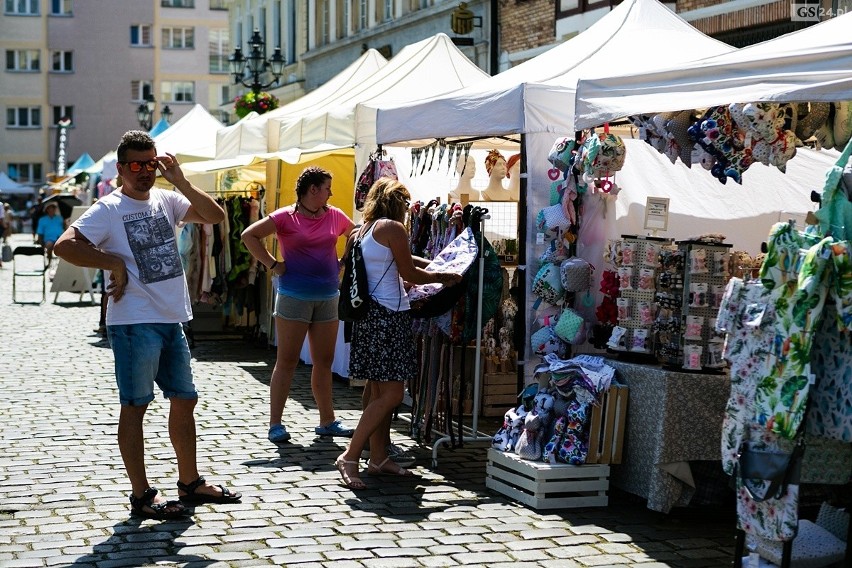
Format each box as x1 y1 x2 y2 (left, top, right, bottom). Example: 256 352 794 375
120 159 159 173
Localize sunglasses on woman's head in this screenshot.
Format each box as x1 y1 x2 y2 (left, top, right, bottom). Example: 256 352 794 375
120 159 159 172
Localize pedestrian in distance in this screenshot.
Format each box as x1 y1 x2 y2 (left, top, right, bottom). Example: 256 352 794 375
36 202 64 261
53 130 241 520
335 178 462 490
241 166 356 445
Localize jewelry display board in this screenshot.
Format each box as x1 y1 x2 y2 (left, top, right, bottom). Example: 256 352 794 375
610 235 672 356
676 240 732 371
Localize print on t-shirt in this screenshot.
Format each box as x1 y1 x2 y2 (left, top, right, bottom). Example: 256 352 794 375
123 207 183 284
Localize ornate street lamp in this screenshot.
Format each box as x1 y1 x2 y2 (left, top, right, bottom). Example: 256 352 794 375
229 28 285 95
161 105 173 124
136 95 156 130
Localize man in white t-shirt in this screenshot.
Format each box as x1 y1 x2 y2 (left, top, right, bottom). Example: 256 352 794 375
54 130 241 520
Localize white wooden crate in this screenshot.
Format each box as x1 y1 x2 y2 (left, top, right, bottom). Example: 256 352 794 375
486 448 610 510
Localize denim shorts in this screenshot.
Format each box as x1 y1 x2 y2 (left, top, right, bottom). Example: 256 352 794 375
107 323 197 406
273 293 338 324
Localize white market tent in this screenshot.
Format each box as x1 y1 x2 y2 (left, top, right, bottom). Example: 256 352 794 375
214 48 388 159
574 12 852 129
153 103 224 161
375 0 734 147
272 33 490 157
0 171 34 195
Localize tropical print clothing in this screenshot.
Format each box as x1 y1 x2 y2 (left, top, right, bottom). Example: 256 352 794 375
756 224 832 440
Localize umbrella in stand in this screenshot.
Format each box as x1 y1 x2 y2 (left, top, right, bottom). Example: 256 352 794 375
41 193 82 220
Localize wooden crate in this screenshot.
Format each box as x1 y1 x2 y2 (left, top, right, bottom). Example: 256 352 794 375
585 384 628 465
482 372 519 417
486 448 610 509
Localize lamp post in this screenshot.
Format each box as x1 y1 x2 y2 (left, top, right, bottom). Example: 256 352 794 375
161 105 173 124
229 28 285 95
136 95 156 130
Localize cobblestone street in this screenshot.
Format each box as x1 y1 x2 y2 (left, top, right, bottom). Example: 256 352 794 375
0 234 736 567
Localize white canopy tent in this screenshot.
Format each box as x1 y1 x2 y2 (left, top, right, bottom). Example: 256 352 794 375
214 49 388 159
0 172 34 195
153 103 224 161
574 12 852 129
273 33 490 156
375 0 733 147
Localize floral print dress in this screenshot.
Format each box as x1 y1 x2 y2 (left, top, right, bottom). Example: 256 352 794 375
715 277 800 541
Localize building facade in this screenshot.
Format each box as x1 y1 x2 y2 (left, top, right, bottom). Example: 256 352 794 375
0 0 229 187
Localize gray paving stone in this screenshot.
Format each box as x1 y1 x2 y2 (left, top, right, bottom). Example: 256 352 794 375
0 252 736 568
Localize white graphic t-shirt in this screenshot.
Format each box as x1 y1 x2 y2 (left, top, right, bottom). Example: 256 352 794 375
73 188 192 325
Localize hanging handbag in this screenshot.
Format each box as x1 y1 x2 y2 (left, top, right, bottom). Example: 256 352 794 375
338 235 370 322
354 160 376 212
531 262 565 306
559 257 593 292
734 440 804 502
554 307 586 345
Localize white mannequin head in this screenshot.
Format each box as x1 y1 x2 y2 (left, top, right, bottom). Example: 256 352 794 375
455 154 476 180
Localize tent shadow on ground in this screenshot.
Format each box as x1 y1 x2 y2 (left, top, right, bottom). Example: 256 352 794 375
70 516 211 567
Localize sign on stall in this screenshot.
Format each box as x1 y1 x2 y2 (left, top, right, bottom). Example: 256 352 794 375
644 197 670 233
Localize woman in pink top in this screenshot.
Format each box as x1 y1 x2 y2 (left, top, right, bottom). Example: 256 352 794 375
242 167 355 444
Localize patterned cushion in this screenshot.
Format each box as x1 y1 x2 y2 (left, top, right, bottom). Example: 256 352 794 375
750 520 845 568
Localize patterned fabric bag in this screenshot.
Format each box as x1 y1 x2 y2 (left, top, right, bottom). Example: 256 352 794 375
355 154 399 211
530 324 568 358
560 256 593 292
532 262 565 306
554 307 586 345
536 204 572 236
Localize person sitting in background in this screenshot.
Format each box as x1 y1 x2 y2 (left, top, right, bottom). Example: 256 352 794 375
36 202 65 261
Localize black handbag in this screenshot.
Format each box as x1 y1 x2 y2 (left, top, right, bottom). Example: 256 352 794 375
338 236 370 322
734 439 804 502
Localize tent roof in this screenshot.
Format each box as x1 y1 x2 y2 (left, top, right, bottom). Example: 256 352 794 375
153 104 223 160
0 171 34 195
215 49 388 159
277 33 490 150
574 12 852 128
375 0 734 145
66 153 95 176
148 117 170 137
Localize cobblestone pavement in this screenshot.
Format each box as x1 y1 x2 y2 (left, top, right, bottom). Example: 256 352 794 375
0 234 736 567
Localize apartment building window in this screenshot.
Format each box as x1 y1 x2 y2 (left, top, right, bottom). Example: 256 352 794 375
130 24 153 47
5 49 40 71
52 106 73 125
212 84 230 106
377 0 393 22
51 50 73 72
162 27 195 49
51 0 71 15
407 0 432 11
161 0 194 7
131 80 153 102
557 0 609 17
357 0 367 30
337 0 348 39
286 0 296 63
208 28 229 73
209 0 227 9
4 0 38 15
317 0 330 45
162 81 195 103
7 107 41 128
8 163 42 183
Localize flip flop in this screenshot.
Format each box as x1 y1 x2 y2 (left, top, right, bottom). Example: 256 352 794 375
177 476 242 504
367 457 414 477
335 456 367 490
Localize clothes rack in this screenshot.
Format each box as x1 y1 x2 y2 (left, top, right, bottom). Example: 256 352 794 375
430 206 495 467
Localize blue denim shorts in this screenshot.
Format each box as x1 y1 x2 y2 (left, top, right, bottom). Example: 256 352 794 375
273 293 338 324
107 323 197 406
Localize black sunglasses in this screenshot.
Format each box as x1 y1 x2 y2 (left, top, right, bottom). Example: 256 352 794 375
120 159 159 173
